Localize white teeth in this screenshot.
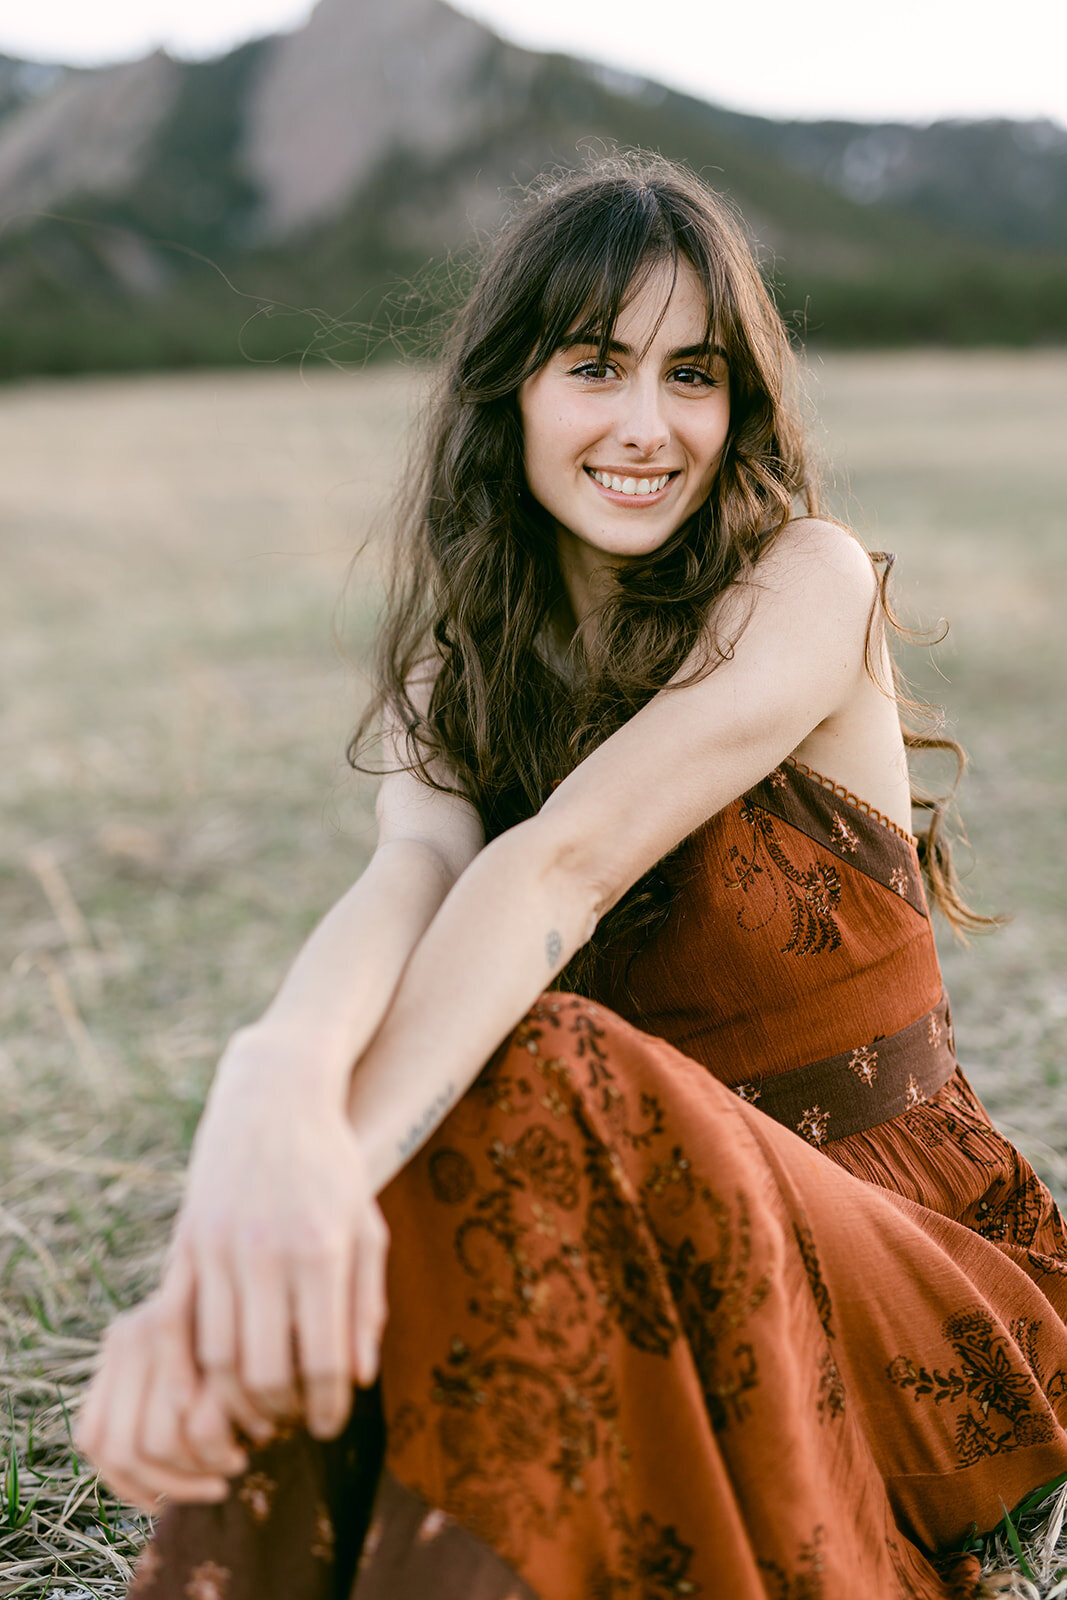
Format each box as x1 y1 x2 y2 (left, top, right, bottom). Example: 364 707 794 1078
590 469 671 496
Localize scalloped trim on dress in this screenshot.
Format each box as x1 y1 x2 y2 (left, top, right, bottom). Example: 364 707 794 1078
784 756 919 847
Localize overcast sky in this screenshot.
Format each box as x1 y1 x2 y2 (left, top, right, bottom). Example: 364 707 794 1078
3 0 1065 127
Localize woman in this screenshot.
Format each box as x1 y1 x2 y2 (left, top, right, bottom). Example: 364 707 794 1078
78 154 1067 1600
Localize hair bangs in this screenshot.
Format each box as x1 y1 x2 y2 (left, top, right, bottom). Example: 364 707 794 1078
522 184 689 377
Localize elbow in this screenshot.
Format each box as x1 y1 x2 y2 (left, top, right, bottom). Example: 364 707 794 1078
499 815 615 943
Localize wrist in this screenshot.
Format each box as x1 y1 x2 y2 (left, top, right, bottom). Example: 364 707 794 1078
210 1021 356 1112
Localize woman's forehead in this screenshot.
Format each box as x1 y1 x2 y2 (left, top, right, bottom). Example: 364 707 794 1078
564 258 715 354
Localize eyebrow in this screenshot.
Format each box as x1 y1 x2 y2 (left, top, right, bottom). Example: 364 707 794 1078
558 335 726 361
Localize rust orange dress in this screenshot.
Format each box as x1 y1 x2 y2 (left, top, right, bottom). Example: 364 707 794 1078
131 757 1067 1600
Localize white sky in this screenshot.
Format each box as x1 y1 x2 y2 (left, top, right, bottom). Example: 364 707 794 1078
2 0 1065 128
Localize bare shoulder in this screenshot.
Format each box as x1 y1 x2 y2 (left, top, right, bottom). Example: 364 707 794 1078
708 517 878 649
758 516 879 599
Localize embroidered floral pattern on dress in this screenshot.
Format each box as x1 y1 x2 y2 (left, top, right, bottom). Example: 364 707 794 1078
310 1501 335 1559
376 998 780 1576
889 866 909 897
817 1353 846 1423
848 1044 878 1085
793 1223 846 1424
757 1523 827 1600
797 1107 830 1146
830 812 859 853
416 1507 452 1542
886 1308 1063 1467
734 1082 762 1104
585 1188 679 1356
237 1470 276 1524
429 1147 476 1204
905 1074 926 1109
971 1168 1058 1249
184 1562 231 1600
927 1014 942 1048
359 1515 385 1569
660 1194 770 1432
1011 1316 1067 1407
615 1514 704 1598
898 1073 1002 1163
728 805 843 955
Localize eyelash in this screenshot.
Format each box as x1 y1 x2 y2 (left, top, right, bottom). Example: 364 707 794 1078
567 360 718 388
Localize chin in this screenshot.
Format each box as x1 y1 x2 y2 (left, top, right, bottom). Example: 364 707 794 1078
595 524 682 560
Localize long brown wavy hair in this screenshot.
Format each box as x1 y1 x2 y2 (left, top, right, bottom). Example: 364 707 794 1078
350 151 995 982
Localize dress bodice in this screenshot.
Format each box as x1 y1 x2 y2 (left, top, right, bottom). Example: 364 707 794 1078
586 757 948 1113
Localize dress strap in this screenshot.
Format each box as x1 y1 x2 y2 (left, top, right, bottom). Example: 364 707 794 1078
744 760 927 920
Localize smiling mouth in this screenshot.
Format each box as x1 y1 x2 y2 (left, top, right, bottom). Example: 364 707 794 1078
585 467 678 499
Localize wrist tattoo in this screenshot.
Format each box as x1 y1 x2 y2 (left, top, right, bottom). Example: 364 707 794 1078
545 928 563 967
397 1081 457 1160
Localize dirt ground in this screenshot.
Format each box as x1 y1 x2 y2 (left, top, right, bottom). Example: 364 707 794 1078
1 352 1065 1592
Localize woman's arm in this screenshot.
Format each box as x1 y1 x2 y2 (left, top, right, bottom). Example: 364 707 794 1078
78 719 484 1499
220 748 485 1108
351 520 881 1190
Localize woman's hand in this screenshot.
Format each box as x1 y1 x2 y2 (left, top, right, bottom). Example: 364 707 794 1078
173 1024 390 1442
76 1257 250 1513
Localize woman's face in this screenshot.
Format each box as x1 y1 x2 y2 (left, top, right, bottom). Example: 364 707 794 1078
518 258 731 582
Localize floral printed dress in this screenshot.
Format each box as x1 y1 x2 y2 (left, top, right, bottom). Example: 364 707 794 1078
131 757 1067 1600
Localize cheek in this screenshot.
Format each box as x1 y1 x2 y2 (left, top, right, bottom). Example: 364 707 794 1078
699 406 731 474
524 403 592 479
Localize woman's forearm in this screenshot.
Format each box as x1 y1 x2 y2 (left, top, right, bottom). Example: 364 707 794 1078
218 838 457 1108
348 818 599 1193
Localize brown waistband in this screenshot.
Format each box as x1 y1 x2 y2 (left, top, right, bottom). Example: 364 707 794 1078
732 992 957 1146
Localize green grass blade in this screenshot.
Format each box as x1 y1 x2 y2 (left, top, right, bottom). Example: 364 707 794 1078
1000 1497 1037 1582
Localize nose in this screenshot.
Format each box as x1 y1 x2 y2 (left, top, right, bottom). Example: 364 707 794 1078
615 375 670 458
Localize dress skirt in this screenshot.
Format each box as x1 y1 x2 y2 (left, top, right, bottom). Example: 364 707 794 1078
130 993 1067 1600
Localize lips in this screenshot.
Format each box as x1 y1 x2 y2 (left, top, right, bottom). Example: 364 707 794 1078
585 467 678 502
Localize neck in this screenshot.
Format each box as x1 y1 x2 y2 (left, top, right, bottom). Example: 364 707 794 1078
554 523 626 640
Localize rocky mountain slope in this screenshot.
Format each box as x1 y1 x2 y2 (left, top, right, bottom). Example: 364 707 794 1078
0 0 1064 375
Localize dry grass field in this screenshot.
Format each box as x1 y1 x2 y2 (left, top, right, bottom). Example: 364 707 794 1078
1 352 1065 1595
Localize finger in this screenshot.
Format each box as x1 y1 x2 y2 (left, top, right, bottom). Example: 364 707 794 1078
195 1250 239 1378
93 1329 228 1510
76 1311 137 1463
75 1363 110 1460
294 1255 351 1439
184 1386 249 1473
202 1368 276 1447
137 1261 247 1474
351 1210 389 1388
140 1333 246 1478
234 1251 300 1419
138 1348 206 1474
98 1458 230 1514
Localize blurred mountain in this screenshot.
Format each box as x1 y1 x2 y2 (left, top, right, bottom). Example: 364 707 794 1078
0 0 1065 376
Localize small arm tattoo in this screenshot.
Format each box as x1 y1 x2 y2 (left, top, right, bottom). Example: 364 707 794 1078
545 928 563 967
397 1081 457 1160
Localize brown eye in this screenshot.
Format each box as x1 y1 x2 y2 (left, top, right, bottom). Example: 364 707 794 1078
670 366 715 387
